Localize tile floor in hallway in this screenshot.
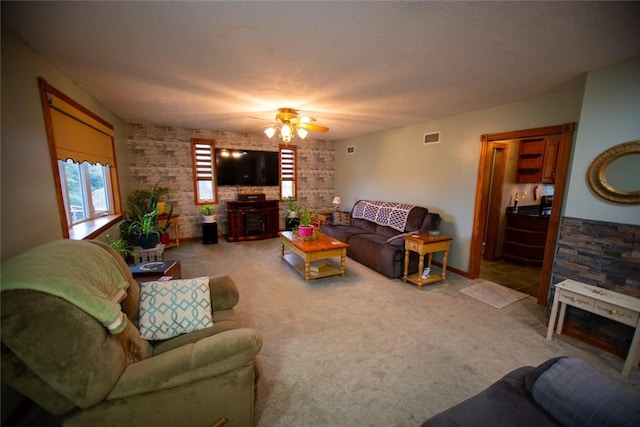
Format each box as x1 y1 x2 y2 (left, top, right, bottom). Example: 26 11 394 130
480 259 541 298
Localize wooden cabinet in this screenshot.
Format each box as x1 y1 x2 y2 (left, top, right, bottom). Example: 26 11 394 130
541 138 559 183
502 213 549 266
226 200 279 242
515 137 559 183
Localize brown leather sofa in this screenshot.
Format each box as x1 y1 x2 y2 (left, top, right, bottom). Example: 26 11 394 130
321 200 440 278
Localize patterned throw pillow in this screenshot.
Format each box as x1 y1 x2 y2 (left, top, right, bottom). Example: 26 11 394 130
139 277 213 340
333 211 351 226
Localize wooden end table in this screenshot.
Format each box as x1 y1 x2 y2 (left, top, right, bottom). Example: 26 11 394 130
403 234 452 289
279 231 349 283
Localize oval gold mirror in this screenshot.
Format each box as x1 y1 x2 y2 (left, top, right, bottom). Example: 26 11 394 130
586 140 640 204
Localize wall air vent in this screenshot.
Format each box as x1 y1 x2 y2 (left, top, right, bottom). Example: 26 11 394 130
423 132 441 145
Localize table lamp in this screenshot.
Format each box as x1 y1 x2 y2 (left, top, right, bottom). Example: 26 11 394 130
332 196 342 211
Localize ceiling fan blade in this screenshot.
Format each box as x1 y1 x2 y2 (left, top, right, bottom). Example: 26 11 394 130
298 123 329 132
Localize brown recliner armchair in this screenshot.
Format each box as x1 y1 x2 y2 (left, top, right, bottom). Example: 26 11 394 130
1 239 262 426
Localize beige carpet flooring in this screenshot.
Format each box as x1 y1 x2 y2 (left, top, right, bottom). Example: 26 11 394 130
173 239 640 426
7 238 638 426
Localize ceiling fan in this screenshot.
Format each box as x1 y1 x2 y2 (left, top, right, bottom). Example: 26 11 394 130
259 108 329 143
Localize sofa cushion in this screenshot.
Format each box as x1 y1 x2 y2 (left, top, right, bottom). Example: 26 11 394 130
405 206 429 231
531 357 640 426
350 217 378 233
422 366 558 426
139 277 214 340
348 234 405 278
419 212 441 233
321 223 369 243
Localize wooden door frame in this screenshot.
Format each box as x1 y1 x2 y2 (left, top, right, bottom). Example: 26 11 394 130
483 142 508 261
469 123 575 305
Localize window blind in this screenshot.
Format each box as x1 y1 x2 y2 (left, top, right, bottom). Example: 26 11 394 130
280 146 296 183
193 142 215 182
43 79 115 166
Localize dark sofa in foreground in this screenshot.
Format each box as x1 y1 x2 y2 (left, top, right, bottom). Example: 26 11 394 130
321 200 440 278
422 357 640 427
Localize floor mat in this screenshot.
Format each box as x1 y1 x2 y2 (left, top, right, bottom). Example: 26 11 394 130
459 280 529 309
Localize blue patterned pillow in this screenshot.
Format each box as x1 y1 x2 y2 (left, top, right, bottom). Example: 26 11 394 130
139 277 213 340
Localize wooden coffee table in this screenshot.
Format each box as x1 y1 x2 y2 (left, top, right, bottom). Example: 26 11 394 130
279 231 349 282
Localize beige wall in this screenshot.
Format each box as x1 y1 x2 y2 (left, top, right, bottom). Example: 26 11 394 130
1 29 131 260
334 84 586 273
564 57 640 224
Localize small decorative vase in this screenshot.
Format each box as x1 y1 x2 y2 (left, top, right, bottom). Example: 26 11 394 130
298 225 314 238
203 215 216 223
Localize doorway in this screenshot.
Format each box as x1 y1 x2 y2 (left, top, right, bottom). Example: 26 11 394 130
478 141 543 298
469 123 575 306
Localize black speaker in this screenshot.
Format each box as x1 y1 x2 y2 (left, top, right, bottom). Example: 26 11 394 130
202 222 218 244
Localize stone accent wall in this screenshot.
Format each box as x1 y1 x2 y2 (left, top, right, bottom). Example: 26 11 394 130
126 123 335 239
551 216 640 351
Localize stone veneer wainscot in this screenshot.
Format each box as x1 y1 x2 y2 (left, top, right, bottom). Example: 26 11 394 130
127 123 335 239
551 216 640 354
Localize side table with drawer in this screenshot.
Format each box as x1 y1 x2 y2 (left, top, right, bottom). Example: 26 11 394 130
546 279 640 377
403 234 452 289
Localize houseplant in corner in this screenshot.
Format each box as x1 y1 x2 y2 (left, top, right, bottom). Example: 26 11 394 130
124 205 164 249
200 205 217 223
297 207 316 238
128 182 170 214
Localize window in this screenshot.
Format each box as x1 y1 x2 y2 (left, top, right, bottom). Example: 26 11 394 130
191 138 218 204
38 77 122 239
279 144 297 200
59 159 113 225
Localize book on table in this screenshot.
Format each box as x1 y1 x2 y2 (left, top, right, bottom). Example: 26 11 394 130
130 261 176 275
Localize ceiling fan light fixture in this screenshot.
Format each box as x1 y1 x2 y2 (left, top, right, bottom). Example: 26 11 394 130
281 123 292 142
296 128 308 139
264 127 276 138
260 108 328 142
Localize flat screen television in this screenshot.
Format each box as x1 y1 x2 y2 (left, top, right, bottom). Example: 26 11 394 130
215 149 279 186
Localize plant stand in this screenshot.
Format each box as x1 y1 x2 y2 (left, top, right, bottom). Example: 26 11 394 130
133 244 165 264
202 222 218 244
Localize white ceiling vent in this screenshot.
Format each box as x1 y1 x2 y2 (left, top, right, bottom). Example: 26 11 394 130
423 132 441 145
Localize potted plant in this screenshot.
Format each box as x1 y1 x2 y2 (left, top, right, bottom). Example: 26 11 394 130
200 205 217 223
297 207 316 238
128 182 170 214
283 197 300 231
283 197 298 218
124 205 164 249
104 234 132 261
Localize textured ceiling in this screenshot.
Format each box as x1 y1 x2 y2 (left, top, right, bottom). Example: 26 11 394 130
3 1 640 140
